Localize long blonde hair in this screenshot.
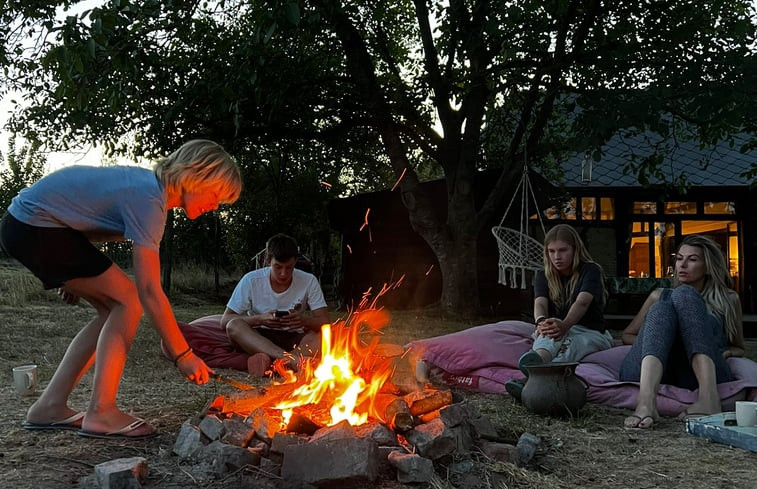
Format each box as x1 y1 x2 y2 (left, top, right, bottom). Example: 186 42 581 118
543 224 607 308
154 139 242 204
673 234 738 342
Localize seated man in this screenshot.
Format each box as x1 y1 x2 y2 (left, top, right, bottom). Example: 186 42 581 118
221 233 329 375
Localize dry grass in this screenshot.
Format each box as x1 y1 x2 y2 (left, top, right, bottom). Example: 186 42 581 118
0 264 755 489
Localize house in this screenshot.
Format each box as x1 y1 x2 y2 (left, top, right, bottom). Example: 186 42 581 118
327 132 756 335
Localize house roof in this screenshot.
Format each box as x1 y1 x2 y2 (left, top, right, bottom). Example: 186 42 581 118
558 132 755 188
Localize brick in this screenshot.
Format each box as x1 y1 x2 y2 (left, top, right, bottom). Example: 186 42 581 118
94 457 148 489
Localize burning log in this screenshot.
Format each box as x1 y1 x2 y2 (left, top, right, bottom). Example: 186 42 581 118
403 389 453 416
220 384 299 415
372 393 414 432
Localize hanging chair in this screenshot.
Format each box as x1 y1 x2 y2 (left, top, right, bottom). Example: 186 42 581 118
491 164 546 289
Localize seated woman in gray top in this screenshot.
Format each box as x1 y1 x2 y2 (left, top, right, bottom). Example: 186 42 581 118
619 234 745 429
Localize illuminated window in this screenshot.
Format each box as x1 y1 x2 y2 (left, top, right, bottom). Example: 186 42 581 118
629 222 651 278
534 197 614 221
633 202 657 214
664 202 696 214
704 202 735 215
680 221 739 278
600 198 615 220
581 198 596 220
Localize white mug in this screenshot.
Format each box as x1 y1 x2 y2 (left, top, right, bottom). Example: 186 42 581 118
12 364 38 397
734 401 757 427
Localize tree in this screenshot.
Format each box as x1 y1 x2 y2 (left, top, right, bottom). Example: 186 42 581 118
0 136 46 213
3 0 756 315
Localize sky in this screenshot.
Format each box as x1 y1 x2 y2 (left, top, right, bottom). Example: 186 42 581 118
0 0 115 172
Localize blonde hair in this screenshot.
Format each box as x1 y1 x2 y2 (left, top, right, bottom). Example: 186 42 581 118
542 224 607 308
154 139 242 203
673 234 738 343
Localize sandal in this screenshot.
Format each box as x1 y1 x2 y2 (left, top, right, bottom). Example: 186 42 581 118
623 414 657 430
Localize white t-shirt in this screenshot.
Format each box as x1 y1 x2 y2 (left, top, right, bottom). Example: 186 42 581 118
226 267 327 333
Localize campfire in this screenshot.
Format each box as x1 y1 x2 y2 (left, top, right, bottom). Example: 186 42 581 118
170 305 540 487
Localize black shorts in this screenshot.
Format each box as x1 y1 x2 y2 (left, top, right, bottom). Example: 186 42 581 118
0 212 113 289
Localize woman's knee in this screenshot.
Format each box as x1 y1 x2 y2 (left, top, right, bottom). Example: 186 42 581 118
670 284 703 307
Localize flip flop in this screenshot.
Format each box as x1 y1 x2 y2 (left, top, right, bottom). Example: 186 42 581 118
22 412 85 431
623 414 656 430
77 418 158 440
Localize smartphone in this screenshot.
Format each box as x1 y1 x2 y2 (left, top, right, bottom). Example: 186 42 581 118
274 310 290 318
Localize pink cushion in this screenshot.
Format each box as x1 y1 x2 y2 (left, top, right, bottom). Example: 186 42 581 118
407 320 757 415
178 314 249 371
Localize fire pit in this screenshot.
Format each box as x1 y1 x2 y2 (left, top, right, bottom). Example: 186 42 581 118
171 310 542 486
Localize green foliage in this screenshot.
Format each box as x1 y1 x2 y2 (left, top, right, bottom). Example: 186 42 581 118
2 0 756 312
0 136 46 213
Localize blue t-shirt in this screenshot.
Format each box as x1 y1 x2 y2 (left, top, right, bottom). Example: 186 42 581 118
8 165 167 250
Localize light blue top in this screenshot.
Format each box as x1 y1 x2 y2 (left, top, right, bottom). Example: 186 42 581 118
8 165 167 250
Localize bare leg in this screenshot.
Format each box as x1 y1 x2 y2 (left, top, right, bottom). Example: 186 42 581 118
226 318 290 359
625 355 662 428
25 304 108 425
534 348 553 362
681 353 722 416
298 331 321 357
34 265 154 437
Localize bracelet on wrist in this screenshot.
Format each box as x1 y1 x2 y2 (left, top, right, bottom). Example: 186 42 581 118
173 347 193 367
535 316 546 325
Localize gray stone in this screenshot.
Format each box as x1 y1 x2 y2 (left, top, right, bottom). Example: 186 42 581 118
354 422 398 446
199 414 226 441
515 432 541 466
173 422 204 460
281 437 379 487
246 408 278 443
94 457 148 489
438 402 469 427
201 440 261 476
479 440 518 463
309 419 357 443
467 411 500 440
221 417 255 446
270 432 309 454
387 450 434 483
403 417 456 460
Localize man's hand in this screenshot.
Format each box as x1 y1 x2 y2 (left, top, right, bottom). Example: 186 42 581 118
258 311 301 330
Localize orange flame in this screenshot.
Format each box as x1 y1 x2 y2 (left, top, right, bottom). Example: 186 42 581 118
273 308 394 427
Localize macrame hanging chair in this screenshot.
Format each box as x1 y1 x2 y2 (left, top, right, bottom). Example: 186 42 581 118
491 163 546 289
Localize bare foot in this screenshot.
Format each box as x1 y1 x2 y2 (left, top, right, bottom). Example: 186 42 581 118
26 400 82 427
81 410 156 438
679 393 721 419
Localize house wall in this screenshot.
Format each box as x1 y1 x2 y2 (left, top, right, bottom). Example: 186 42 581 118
328 179 756 336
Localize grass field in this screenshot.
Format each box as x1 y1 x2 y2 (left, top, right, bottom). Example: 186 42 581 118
0 263 754 489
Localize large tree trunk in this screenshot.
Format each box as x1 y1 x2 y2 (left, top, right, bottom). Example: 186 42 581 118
434 228 481 316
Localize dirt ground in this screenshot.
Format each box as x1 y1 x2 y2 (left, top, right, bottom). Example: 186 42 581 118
1 295 755 489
